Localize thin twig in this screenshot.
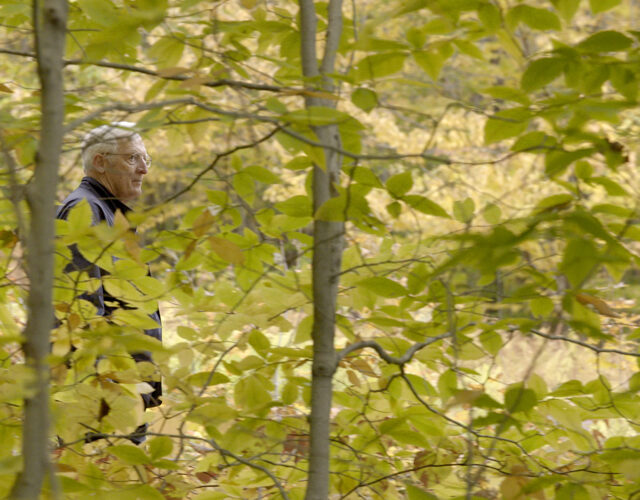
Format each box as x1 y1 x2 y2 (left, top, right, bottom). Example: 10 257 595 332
335 332 452 367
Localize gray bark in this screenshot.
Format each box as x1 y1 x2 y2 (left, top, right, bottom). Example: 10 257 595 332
10 1 68 498
299 1 344 499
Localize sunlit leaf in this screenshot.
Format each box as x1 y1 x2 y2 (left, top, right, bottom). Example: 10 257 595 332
521 57 565 91
577 30 633 51
589 0 622 13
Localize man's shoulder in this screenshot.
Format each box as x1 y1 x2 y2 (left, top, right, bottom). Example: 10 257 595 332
56 181 107 223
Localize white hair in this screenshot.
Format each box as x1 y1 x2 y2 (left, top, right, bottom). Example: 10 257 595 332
81 122 140 173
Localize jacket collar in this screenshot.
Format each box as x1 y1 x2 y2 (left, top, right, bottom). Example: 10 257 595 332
81 176 131 214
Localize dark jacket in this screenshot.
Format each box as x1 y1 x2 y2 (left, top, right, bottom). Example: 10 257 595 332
57 176 162 408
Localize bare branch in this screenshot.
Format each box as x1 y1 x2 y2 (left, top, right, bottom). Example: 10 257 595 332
158 125 281 205
63 98 196 133
529 328 640 358
335 332 452 367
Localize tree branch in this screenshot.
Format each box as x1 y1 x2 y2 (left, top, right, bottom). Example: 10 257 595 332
529 328 640 358
61 95 549 167
335 332 452 367
0 49 299 93
63 98 197 133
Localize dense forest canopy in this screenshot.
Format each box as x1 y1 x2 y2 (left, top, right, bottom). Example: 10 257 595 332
2 0 640 498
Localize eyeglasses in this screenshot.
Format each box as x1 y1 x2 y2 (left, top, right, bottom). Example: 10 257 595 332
104 152 152 167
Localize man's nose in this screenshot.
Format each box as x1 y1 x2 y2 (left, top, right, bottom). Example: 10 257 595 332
137 161 148 174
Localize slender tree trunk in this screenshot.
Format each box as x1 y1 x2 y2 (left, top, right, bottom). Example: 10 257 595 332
10 1 68 498
299 1 343 499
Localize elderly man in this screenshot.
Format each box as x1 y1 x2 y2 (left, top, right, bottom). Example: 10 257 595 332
56 122 162 443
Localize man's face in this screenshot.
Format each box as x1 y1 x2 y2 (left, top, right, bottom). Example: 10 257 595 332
100 135 150 204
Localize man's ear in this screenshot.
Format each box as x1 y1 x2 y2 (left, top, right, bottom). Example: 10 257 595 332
92 153 106 173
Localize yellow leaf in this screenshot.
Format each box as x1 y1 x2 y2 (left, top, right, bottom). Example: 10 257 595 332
208 236 245 265
124 238 141 262
156 67 191 77
193 208 216 237
575 293 618 317
500 476 527 500
113 209 130 232
346 370 361 387
179 76 211 89
449 389 483 408
68 313 81 331
349 358 376 377
0 83 12 93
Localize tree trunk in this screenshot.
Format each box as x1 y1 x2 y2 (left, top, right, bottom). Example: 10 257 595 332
10 1 68 498
299 1 343 499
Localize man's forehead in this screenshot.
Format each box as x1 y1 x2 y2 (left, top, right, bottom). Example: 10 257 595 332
118 135 146 151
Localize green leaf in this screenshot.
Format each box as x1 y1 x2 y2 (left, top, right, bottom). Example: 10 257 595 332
545 148 594 177
551 379 584 396
406 484 437 500
477 3 502 31
351 52 407 81
521 57 565 91
453 197 475 223
149 436 173 461
556 483 589 500
534 193 574 213
560 238 598 287
147 37 184 68
479 330 502 355
406 27 426 48
275 195 312 217
351 88 378 112
482 203 502 224
249 329 270 354
509 5 562 30
233 171 255 203
315 196 347 221
358 276 407 298
574 160 593 179
504 386 537 413
589 0 622 13
484 108 531 144
454 39 484 60
77 0 120 26
577 30 633 52
350 166 382 187
413 50 444 80
386 201 402 218
422 16 455 35
552 0 582 22
588 176 628 196
234 374 272 410
592 203 633 217
530 296 554 317
282 106 351 127
407 263 429 294
403 195 450 218
386 171 413 197
243 165 281 184
483 85 530 105
109 445 151 465
511 131 555 152
284 156 312 171
281 381 298 404
438 369 457 401
611 66 638 101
